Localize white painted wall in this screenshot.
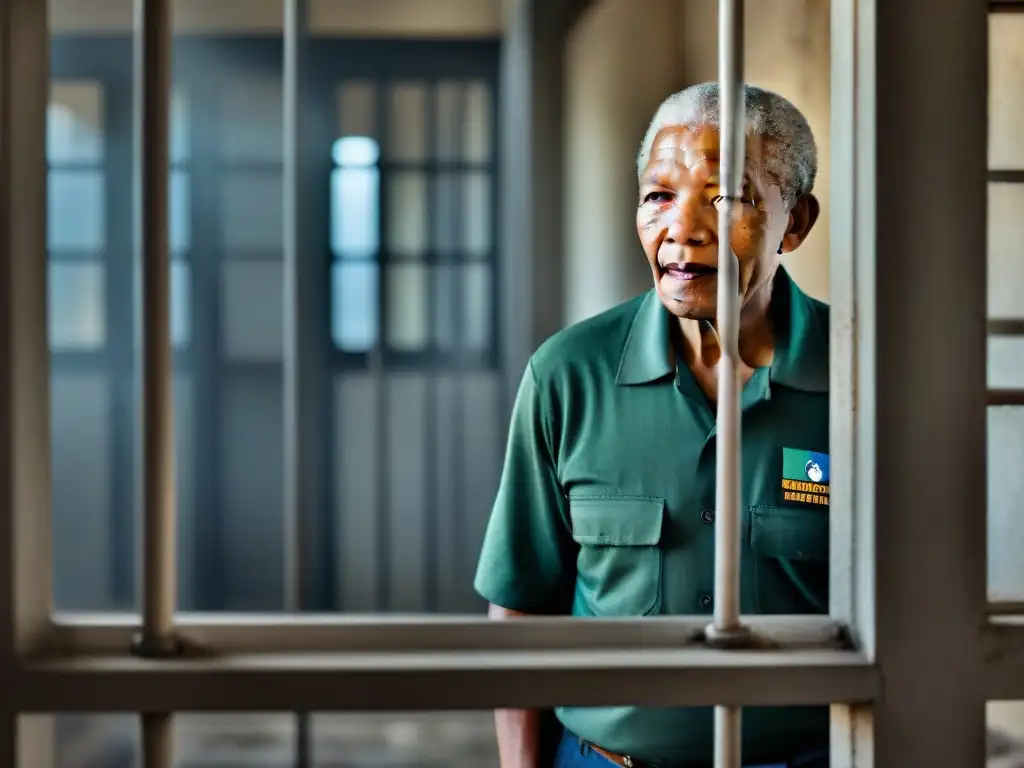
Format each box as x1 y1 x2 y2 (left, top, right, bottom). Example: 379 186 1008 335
50 0 503 36
563 0 684 324
563 0 831 325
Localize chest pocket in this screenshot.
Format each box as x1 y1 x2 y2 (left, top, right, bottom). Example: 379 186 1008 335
750 505 829 613
569 496 665 617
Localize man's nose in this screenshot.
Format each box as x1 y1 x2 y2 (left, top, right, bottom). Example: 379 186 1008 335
665 194 713 247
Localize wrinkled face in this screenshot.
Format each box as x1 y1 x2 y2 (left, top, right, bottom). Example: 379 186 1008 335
636 124 815 320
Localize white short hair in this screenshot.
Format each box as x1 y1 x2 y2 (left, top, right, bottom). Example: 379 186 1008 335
636 82 817 206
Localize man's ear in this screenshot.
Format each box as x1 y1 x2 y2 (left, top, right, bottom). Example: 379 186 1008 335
780 194 820 253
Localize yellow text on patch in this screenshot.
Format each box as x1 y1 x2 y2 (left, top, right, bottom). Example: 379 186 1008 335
783 490 829 506
781 478 830 495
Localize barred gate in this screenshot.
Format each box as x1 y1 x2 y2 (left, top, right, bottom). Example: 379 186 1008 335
48 36 503 615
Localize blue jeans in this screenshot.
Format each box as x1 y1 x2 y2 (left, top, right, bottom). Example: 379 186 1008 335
552 729 827 768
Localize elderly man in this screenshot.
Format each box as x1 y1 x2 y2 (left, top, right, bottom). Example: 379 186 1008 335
475 82 830 768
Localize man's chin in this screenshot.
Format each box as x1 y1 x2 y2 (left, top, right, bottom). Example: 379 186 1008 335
655 286 715 321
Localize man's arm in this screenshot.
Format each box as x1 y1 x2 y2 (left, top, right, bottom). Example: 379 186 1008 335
473 363 576 768
489 604 542 768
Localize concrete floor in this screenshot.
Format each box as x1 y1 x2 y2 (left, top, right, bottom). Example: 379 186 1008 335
55 711 1024 767
56 713 501 767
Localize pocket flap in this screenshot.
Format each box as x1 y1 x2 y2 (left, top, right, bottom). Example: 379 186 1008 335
750 505 828 562
569 497 665 546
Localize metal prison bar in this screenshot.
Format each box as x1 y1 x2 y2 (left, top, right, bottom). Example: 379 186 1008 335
282 0 314 764
140 0 311 762
711 0 746 765
134 0 177 765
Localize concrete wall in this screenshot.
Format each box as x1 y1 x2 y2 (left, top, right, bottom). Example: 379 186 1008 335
563 0 684 324
50 0 504 36
564 0 831 324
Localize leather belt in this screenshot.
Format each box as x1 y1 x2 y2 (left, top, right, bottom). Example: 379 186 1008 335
581 740 829 768
589 742 637 766
584 742 707 768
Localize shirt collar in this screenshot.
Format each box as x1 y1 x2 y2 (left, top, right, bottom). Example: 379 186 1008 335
615 289 674 385
767 266 829 393
615 266 828 393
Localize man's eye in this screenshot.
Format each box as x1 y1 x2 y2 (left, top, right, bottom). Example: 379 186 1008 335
710 193 756 206
710 180 757 206
643 191 673 204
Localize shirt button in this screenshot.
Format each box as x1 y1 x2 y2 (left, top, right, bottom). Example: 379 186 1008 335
700 508 715 525
699 594 713 608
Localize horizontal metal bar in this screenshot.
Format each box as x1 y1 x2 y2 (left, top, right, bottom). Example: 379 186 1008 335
987 616 1024 655
13 649 876 711
988 169 1024 181
988 319 1024 336
990 1 1024 12
46 613 848 655
988 602 1024 616
988 390 1024 406
985 618 1024 699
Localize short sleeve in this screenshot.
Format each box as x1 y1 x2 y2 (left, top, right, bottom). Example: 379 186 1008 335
473 361 576 614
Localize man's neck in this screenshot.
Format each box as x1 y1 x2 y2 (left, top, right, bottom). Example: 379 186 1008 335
677 279 776 373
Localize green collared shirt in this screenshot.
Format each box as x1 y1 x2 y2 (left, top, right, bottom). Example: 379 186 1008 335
474 267 830 764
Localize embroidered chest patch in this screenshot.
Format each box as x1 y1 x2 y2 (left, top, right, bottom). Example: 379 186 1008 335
781 447 830 506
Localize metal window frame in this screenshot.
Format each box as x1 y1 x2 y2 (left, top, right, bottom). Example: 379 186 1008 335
984 22 1024 410
988 0 1024 620
2 0 1023 766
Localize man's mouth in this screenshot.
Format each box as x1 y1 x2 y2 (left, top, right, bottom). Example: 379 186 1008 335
661 262 717 281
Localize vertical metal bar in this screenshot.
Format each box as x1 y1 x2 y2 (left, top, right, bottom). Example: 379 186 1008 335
450 85 468 610
133 0 177 764
0 715 12 768
830 704 874 768
374 83 391 613
283 0 313 765
715 706 742 768
0 0 52 660
140 714 172 768
424 83 440 612
870 0 988 761
710 0 746 641
711 0 745 766
134 0 177 652
283 0 309 619
1 0 54 762
827 0 858 631
373 344 389 613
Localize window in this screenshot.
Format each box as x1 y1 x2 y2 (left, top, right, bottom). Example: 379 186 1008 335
47 53 194 612
1 2 1017 768
986 8 1024 607
316 43 502 614
329 75 497 362
331 94 382 351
